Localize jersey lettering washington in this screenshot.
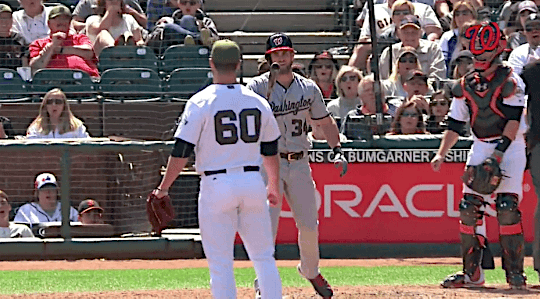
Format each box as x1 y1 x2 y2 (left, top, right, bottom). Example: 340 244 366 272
270 96 312 116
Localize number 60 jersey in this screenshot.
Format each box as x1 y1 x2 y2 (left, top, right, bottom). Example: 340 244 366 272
247 72 330 153
174 84 281 173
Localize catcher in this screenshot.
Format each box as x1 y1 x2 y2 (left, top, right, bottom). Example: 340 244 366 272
431 21 528 289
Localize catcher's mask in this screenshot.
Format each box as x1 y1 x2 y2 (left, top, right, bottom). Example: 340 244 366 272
464 22 506 71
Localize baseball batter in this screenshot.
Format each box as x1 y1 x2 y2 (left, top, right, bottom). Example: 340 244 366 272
153 40 282 299
247 32 348 298
431 22 528 289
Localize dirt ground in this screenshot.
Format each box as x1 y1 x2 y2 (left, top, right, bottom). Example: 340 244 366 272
2 257 540 298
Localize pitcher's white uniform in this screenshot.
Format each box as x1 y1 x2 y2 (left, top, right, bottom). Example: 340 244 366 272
247 72 329 280
174 83 282 299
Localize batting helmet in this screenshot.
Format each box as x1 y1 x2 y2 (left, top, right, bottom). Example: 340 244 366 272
265 33 295 55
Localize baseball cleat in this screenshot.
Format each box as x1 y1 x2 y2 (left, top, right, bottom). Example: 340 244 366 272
507 273 526 289
441 271 485 288
297 265 333 298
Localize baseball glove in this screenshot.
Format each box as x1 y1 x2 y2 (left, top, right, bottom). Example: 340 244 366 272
146 192 175 235
461 156 503 195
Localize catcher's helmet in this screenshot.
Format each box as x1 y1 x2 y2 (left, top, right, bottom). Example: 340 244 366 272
265 33 294 55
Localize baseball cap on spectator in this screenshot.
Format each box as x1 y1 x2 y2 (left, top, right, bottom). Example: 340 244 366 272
0 4 12 14
397 46 418 59
525 13 540 26
78 199 104 215
399 15 421 30
311 50 339 66
518 1 538 15
48 5 71 20
211 39 241 64
405 69 428 82
35 173 58 189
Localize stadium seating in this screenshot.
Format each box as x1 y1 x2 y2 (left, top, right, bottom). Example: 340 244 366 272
0 68 30 101
164 68 213 99
160 45 211 76
98 46 159 73
30 69 97 101
98 68 162 101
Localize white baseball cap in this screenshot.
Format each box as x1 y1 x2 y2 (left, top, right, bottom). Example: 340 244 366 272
35 173 58 189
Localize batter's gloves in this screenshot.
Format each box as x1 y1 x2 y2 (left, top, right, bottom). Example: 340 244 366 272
461 155 502 195
146 191 175 235
333 147 348 177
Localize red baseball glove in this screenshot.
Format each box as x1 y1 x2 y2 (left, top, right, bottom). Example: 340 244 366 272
146 192 175 235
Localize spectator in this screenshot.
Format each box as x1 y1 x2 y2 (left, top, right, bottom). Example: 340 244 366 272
387 101 428 135
85 0 145 56
308 50 339 99
257 56 269 75
292 62 307 77
426 90 450 134
327 65 362 120
146 0 218 55
29 5 99 78
11 0 52 45
146 0 177 31
435 0 483 27
0 190 34 238
381 46 423 98
507 1 537 51
77 199 104 224
349 0 442 71
499 0 523 36
508 13 540 76
72 0 146 32
26 88 90 139
0 116 15 138
379 15 446 80
438 1 476 75
450 49 473 79
14 173 78 226
0 4 27 70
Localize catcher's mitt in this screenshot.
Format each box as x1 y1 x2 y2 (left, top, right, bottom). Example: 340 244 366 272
146 192 175 235
461 156 502 195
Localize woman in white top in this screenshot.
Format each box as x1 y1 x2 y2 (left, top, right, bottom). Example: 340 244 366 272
26 88 90 139
326 65 362 121
86 0 144 56
0 190 34 238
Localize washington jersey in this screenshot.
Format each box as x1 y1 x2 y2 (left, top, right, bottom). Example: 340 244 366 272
449 65 526 140
247 73 330 153
174 84 281 173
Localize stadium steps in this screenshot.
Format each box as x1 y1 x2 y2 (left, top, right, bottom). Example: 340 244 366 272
220 31 348 55
241 54 350 78
210 12 340 32
204 0 335 12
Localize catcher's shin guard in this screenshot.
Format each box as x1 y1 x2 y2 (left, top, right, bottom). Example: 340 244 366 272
496 193 525 287
459 194 486 281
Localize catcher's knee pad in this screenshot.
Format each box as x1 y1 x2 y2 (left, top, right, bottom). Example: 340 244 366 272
496 193 525 274
495 193 521 226
459 194 486 277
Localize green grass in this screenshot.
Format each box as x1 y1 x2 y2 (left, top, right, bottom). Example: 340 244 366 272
0 266 537 294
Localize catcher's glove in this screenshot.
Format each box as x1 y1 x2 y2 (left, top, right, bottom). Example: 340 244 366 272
461 156 502 195
146 192 175 235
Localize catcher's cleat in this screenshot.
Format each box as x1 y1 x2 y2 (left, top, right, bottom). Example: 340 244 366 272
441 271 485 288
297 265 333 298
254 278 261 299
507 273 527 289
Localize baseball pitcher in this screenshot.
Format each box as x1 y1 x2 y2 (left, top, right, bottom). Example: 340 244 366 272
247 32 348 299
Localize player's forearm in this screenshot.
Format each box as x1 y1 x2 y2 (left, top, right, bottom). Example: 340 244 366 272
262 155 280 191
158 156 188 190
437 130 460 157
317 118 342 148
502 120 520 141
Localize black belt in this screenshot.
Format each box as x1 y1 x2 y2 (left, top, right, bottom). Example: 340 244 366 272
203 166 259 176
480 138 502 144
280 152 304 161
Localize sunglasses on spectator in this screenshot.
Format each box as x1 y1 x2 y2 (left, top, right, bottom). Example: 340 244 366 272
401 112 419 118
179 0 198 5
45 98 64 105
399 56 417 63
340 75 359 82
393 10 411 16
430 100 448 106
454 10 472 17
525 25 540 32
314 64 333 69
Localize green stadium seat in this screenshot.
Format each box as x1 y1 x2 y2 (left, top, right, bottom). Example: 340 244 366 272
164 68 213 99
160 45 210 75
0 68 30 101
31 69 97 101
98 68 162 101
98 46 159 73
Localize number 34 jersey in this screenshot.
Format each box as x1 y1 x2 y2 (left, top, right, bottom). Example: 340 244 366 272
247 72 330 153
174 84 281 173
